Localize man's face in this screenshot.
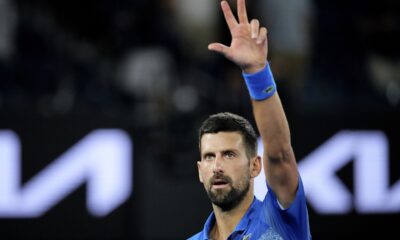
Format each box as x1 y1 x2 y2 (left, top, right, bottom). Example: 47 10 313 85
198 132 256 211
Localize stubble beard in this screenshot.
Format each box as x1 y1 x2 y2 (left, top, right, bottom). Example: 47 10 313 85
206 173 251 212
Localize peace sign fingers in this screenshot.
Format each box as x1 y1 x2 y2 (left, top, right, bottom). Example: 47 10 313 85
221 0 249 32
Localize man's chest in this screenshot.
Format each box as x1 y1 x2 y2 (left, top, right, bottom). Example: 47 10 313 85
227 223 283 240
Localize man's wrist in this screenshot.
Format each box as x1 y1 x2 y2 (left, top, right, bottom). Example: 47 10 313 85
242 63 266 74
242 63 277 101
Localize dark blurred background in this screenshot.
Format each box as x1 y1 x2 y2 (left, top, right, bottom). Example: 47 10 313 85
0 0 399 239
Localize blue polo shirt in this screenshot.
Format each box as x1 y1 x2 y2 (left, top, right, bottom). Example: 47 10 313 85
188 177 311 240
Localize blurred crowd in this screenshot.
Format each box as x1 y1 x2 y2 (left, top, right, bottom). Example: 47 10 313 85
0 0 399 166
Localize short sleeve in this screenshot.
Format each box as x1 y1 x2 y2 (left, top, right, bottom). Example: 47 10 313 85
262 177 311 240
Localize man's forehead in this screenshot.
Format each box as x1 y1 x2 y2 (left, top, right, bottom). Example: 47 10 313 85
200 132 245 151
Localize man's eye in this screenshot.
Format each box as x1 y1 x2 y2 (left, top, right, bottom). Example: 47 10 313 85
225 152 235 158
204 155 214 161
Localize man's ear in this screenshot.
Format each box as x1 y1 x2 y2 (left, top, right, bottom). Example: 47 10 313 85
197 161 204 183
250 156 262 178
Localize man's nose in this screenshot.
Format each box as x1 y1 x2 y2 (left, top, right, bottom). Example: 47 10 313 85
212 155 224 174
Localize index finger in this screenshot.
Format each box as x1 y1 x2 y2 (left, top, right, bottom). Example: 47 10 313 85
221 1 238 31
237 0 249 24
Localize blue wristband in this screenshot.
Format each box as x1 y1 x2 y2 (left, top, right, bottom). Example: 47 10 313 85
242 64 277 101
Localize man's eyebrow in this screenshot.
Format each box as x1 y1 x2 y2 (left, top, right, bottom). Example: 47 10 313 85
202 152 215 157
202 148 240 156
222 149 240 154
219 148 241 155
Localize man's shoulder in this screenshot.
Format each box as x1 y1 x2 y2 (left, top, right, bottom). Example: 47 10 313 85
187 231 203 240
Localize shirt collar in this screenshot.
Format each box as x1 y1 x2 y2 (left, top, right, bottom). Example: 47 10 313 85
202 197 259 240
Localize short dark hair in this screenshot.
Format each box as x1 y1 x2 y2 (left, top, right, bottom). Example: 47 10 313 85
199 112 258 158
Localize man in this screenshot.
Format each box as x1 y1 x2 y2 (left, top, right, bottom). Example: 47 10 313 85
188 0 311 239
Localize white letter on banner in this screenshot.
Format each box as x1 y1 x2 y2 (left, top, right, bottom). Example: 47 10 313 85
255 130 400 214
0 129 132 218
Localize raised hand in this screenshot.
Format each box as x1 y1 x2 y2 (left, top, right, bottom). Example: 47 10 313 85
208 0 268 74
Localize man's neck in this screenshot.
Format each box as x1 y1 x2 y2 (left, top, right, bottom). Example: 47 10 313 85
210 193 254 240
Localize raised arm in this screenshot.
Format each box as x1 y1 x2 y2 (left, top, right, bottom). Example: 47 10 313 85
208 0 298 208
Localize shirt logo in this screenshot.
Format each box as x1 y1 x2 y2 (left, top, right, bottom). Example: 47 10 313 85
243 233 252 240
258 228 283 240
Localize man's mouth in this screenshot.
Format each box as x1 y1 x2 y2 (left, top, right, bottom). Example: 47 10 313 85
212 179 229 189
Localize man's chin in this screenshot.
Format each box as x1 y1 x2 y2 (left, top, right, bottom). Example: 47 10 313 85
209 190 233 205
210 186 233 199
211 197 238 212
211 191 229 200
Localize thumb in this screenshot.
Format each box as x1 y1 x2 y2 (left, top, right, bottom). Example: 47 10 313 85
208 43 230 56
